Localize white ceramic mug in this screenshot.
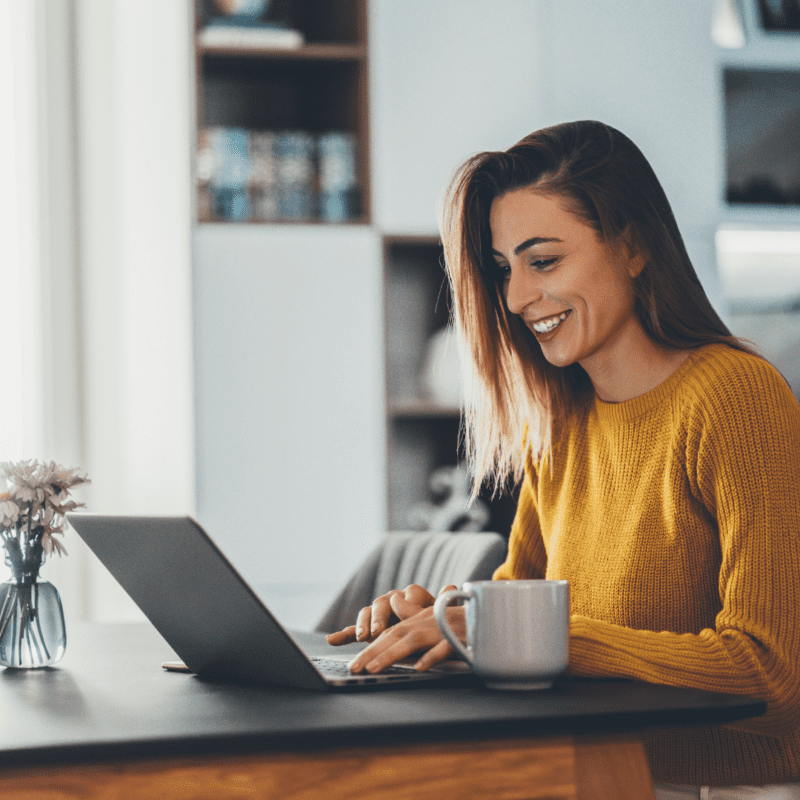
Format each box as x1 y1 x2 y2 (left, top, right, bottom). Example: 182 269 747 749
433 579 570 690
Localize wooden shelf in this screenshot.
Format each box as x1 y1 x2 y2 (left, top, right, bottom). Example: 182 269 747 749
389 399 461 419
198 43 367 61
198 215 371 226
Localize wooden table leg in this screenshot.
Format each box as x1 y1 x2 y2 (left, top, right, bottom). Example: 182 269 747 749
574 734 655 800
0 733 654 800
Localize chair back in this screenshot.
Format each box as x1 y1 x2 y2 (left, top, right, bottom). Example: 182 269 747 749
314 531 507 633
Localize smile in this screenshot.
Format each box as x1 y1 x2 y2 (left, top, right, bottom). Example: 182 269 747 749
530 311 570 334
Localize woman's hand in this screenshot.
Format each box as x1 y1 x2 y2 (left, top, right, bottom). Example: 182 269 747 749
347 603 466 673
326 583 454 645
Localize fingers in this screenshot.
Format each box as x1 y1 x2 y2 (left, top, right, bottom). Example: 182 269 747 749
414 639 453 671
356 605 374 641
348 606 450 674
326 583 455 648
325 626 357 646
388 582 442 621
324 604 377 645
405 584 437 606
349 623 441 674
368 592 399 638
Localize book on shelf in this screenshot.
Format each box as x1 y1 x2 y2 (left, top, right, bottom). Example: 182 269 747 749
196 128 216 222
205 126 252 221
274 131 316 221
318 132 358 222
249 131 279 222
198 17 304 49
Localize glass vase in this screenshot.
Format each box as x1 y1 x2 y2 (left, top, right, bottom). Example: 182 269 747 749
0 551 66 668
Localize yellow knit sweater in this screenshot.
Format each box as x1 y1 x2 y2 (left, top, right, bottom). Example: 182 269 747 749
493 343 800 786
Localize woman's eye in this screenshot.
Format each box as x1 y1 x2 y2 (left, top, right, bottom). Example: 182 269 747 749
530 258 557 271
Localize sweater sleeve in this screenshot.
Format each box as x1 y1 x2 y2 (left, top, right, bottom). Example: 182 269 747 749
568 355 800 736
493 457 548 581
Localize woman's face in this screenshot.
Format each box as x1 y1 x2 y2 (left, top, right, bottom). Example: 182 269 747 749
489 187 645 372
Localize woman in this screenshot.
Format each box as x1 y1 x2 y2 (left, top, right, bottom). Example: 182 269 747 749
327 121 800 797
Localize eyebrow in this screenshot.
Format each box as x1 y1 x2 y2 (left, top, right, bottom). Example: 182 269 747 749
491 237 563 258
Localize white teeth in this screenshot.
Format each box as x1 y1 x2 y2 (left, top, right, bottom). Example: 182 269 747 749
531 312 568 334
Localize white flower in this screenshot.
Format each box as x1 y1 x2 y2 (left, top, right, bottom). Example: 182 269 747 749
42 530 67 558
49 463 90 493
2 460 49 505
0 460 89 558
0 493 19 529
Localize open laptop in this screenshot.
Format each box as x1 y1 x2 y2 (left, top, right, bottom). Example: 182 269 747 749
66 514 471 690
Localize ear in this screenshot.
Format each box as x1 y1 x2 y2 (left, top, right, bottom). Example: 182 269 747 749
627 250 647 280
620 227 646 280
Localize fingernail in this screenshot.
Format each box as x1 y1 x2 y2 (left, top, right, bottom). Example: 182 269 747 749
366 660 380 673
414 660 424 670
348 659 361 673
371 623 379 634
356 627 364 640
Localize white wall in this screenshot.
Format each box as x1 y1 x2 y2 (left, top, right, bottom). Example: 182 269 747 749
369 0 726 308
370 0 546 233
538 0 726 312
192 225 384 629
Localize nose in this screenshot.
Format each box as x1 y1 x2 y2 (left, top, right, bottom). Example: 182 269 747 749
504 266 544 317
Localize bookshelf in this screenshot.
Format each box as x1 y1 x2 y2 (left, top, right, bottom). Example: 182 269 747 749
383 236 518 537
193 0 370 224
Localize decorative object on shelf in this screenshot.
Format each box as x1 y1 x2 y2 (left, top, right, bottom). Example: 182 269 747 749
407 465 490 532
212 0 271 17
201 0 304 50
0 460 90 669
711 0 746 48
420 325 462 408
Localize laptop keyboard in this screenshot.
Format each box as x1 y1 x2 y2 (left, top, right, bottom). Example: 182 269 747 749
312 657 414 678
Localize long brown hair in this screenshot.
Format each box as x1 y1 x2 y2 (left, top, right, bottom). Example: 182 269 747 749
440 120 755 498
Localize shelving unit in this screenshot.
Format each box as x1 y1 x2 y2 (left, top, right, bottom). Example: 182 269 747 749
193 0 370 224
717 0 800 222
383 236 518 536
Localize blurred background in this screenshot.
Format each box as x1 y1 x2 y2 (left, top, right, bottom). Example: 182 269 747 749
2 0 799 630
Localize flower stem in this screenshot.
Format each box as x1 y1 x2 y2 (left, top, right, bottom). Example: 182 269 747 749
33 584 50 662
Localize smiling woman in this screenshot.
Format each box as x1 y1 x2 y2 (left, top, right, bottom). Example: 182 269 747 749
443 120 756 493
328 121 800 797
488 188 686 400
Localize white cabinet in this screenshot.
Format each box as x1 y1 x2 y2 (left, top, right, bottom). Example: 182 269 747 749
193 225 384 628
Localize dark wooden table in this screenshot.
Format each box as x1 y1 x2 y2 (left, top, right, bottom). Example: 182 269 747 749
0 623 765 799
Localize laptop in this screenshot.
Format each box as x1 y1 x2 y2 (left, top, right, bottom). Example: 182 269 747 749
66 514 471 690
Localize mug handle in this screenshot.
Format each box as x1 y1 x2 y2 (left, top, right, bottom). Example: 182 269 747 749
433 588 474 664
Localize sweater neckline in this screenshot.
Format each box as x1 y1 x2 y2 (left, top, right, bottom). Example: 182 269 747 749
592 346 711 425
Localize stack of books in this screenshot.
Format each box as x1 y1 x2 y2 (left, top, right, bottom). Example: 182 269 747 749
197 127 359 223
198 16 304 50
